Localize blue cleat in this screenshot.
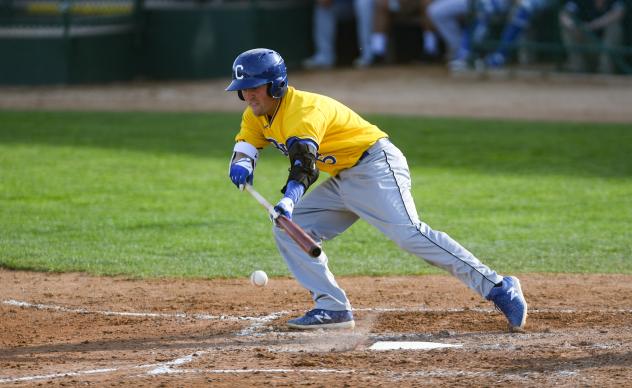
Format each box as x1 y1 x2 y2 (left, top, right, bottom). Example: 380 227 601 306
486 276 528 332
287 309 355 330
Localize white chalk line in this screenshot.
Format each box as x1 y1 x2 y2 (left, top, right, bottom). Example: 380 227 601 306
0 369 117 384
0 300 293 384
5 299 631 322
144 352 205 375
0 366 356 384
2 299 279 322
2 365 580 384
1 299 627 384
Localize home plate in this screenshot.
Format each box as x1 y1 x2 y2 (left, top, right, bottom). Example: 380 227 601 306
369 341 463 351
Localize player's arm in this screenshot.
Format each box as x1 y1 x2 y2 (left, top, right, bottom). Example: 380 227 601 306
272 137 320 220
229 111 267 190
585 1 625 31
228 141 259 190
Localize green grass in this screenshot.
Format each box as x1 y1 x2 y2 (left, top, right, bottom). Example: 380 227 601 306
1 111 630 278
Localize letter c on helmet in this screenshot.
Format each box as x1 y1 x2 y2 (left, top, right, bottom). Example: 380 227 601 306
234 64 244 80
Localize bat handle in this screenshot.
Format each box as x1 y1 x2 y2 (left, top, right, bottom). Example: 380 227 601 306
244 184 275 213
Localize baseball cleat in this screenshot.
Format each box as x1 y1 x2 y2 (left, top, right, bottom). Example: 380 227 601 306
287 309 355 330
486 276 528 332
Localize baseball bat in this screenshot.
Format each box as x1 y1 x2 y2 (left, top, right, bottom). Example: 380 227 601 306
244 184 322 258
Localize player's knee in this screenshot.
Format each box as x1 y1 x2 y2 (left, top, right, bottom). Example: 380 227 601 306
387 227 422 251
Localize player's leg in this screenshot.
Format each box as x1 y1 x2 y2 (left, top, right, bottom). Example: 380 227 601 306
486 0 538 68
420 0 440 58
341 140 502 297
427 0 469 62
303 3 335 68
559 9 587 73
598 22 623 74
341 139 526 330
304 1 354 68
369 0 391 64
353 0 376 67
273 176 358 313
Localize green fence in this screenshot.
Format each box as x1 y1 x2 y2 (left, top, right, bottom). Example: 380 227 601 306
141 0 311 80
0 0 140 85
0 0 312 85
2 0 631 84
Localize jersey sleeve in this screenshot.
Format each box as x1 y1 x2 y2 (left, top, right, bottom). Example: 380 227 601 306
234 109 268 149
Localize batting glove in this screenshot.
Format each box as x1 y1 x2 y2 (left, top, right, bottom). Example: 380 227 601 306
270 180 305 220
271 197 295 220
229 157 254 190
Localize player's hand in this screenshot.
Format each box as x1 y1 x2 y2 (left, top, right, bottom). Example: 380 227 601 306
271 197 295 220
229 158 254 190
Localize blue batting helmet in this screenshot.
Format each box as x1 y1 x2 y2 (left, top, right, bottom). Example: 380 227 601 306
225 48 288 101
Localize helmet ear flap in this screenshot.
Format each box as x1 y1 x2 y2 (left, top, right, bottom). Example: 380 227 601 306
266 83 274 98
277 80 287 98
268 79 287 99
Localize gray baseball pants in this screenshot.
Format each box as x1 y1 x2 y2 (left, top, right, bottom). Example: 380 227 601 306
273 138 503 311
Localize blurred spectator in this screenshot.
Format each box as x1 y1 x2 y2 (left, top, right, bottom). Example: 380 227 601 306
478 0 556 68
449 0 513 71
427 0 471 68
430 0 552 71
370 0 440 65
303 0 375 69
559 0 626 73
454 0 552 68
483 0 554 68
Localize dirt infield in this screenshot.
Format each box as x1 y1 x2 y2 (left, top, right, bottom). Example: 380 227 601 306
2 66 631 386
2 270 632 386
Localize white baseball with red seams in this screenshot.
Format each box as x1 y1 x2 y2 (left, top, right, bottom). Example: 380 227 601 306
250 270 268 287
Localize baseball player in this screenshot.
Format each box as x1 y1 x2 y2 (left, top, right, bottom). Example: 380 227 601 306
226 48 527 331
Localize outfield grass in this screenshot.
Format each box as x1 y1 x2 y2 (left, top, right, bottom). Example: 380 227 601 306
1 111 630 278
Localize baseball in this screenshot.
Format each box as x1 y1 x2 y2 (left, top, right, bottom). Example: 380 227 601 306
250 270 268 287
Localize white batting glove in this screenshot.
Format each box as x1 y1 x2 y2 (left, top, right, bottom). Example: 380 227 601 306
270 197 294 221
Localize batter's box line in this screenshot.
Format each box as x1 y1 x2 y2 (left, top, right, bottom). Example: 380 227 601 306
4 299 632 323
140 366 579 382
1 299 287 322
0 368 118 385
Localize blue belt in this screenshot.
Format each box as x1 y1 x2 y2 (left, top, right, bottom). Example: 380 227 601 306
358 138 390 162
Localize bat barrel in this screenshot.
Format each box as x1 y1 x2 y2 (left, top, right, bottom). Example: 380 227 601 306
244 185 322 258
276 215 321 258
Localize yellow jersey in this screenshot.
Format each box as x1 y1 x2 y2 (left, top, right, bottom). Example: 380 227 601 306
234 86 388 176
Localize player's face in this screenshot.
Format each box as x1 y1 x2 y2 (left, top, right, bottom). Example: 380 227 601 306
241 84 276 117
